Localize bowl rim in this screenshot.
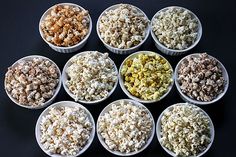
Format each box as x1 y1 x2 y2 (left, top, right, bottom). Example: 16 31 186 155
96 99 155 156
39 3 92 50
96 3 150 52
62 51 118 104
150 6 202 53
174 53 229 105
4 55 62 109
119 51 174 103
35 101 95 157
156 102 215 157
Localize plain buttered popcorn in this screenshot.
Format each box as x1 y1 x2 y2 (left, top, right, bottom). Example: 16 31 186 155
40 5 90 47
152 7 198 50
66 51 118 101
160 103 212 156
40 106 92 156
98 100 153 153
98 4 149 49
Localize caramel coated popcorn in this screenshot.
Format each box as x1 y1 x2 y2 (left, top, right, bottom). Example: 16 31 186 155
40 5 90 47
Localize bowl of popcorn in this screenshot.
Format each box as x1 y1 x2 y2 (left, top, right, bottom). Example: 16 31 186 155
97 99 155 156
119 51 174 103
151 6 202 56
4 55 61 109
156 103 215 157
97 3 150 55
175 53 229 105
62 51 118 104
35 101 95 157
39 3 92 53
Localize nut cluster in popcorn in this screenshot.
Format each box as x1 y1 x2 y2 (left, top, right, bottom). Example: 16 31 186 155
40 106 92 156
98 100 153 153
66 51 118 101
5 57 60 107
98 4 149 49
40 5 90 47
177 53 225 102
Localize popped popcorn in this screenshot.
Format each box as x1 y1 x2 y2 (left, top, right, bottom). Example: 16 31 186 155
5 57 60 107
40 4 90 47
40 105 93 156
160 103 212 156
177 53 225 102
121 52 173 100
98 100 153 153
66 51 118 101
98 4 149 49
152 7 199 50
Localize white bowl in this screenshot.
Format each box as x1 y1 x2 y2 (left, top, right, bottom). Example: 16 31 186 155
151 6 202 56
175 53 229 105
97 99 155 156
62 51 118 104
35 101 95 157
119 51 174 103
4 55 61 109
39 3 92 53
156 103 215 157
96 3 150 55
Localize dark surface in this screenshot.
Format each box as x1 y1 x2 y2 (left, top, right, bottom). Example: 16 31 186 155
0 0 235 157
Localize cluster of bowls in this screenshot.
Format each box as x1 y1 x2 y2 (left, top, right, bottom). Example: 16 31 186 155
5 51 226 157
35 99 215 157
39 3 202 55
5 51 228 108
4 2 230 157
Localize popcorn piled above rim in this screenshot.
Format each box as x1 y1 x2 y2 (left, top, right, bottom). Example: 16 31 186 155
97 99 155 156
156 103 214 157
151 6 202 55
97 3 150 54
39 3 92 53
62 51 118 104
119 51 174 103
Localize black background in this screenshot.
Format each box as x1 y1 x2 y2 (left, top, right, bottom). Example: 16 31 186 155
0 0 235 157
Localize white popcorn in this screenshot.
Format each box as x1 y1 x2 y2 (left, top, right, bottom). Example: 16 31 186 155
152 7 199 50
40 106 92 156
98 100 153 153
160 103 212 156
66 51 118 101
98 4 149 49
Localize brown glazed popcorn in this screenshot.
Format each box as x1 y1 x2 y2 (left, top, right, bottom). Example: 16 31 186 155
40 5 90 47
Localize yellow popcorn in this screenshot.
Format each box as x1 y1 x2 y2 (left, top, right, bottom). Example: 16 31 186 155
121 53 173 100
